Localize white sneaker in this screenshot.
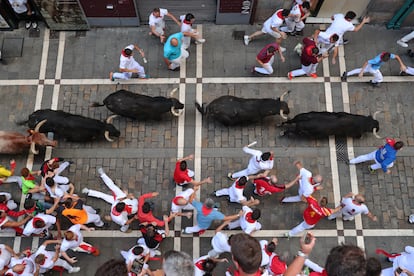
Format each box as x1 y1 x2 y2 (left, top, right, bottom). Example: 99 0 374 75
154 250 162 256
82 187 89 194
69 267 80 273
397 40 408 48
244 35 250 46
280 46 286 53
195 38 206 44
97 167 104 176
284 232 291 239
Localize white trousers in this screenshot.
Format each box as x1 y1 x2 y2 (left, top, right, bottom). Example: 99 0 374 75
400 30 414 43
349 150 393 171
86 172 127 204
169 48 189 70
304 259 324 273
346 64 383 83
53 161 70 185
328 210 354 221
3 176 22 186
281 195 301 203
113 60 145 79
184 224 203 233
83 205 104 226
281 18 305 32
40 258 73 273
405 66 414 75
288 220 314 236
254 56 274 75
291 63 318 77
152 21 165 36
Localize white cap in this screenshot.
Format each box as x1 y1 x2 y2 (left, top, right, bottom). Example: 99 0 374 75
124 44 134 51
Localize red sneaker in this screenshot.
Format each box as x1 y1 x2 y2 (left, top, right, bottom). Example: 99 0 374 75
309 73 318 78
287 72 293 80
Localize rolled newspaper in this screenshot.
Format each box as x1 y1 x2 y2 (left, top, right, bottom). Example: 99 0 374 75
247 141 257 148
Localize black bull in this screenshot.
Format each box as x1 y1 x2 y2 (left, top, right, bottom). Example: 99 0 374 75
18 109 120 142
195 94 289 126
280 111 381 138
91 89 184 120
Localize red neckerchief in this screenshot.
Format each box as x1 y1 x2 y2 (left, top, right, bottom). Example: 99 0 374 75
376 249 401 258
202 205 213 216
25 173 35 181
183 19 192 26
111 207 121 216
386 138 396 147
124 205 132 214
195 259 205 270
32 217 43 227
276 9 285 19
299 4 305 17
121 49 130 57
235 180 244 189
245 212 256 223
173 196 184 205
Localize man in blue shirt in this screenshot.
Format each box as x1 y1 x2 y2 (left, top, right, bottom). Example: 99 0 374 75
163 32 189 71
341 52 406 87
349 138 404 174
182 198 240 234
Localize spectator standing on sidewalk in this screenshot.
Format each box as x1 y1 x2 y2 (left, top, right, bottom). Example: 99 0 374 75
252 42 285 75
244 8 290 49
349 138 404 174
341 52 406 87
109 44 148 81
7 0 37 29
149 8 181 44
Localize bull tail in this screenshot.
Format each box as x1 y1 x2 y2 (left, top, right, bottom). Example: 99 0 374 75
90 102 105 108
195 102 205 115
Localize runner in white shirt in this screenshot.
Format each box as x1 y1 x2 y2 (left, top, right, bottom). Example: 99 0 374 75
0 244 16 274
194 254 228 276
170 188 196 218
23 213 56 237
324 11 370 64
179 13 206 49
228 205 262 235
328 193 377 221
208 221 232 258
281 161 322 203
6 256 38 276
149 8 181 43
60 224 95 264
229 146 274 179
280 2 311 35
214 176 260 206
110 44 148 81
33 240 80 274
120 244 150 274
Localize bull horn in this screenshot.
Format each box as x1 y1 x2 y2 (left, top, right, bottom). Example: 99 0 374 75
30 142 39 155
280 110 288 120
373 111 381 120
280 90 290 102
104 131 115 142
171 106 184 117
34 119 47 132
106 115 118 124
373 128 382 139
170 88 178 97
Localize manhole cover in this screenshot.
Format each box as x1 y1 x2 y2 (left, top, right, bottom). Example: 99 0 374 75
233 31 245 40
1 37 24 58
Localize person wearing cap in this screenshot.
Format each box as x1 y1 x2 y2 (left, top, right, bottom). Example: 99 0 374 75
327 192 377 222
349 138 404 174
182 198 241 234
228 145 274 180
163 32 189 71
109 44 148 81
149 8 181 44
280 161 322 204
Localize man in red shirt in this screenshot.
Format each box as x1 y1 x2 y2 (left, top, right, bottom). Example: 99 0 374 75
251 173 299 197
288 37 327 79
173 154 212 186
136 192 175 227
252 42 285 75
286 196 341 237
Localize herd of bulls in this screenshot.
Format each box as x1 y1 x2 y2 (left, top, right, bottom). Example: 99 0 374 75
0 89 382 155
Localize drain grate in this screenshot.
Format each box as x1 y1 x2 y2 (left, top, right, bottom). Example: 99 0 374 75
1 37 24 58
335 137 348 161
233 31 245 40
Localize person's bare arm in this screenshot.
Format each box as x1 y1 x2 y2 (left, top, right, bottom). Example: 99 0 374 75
353 16 370 32
284 232 316 276
358 61 369 78
394 55 407 72
284 175 301 189
166 12 181 26
366 211 377 221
